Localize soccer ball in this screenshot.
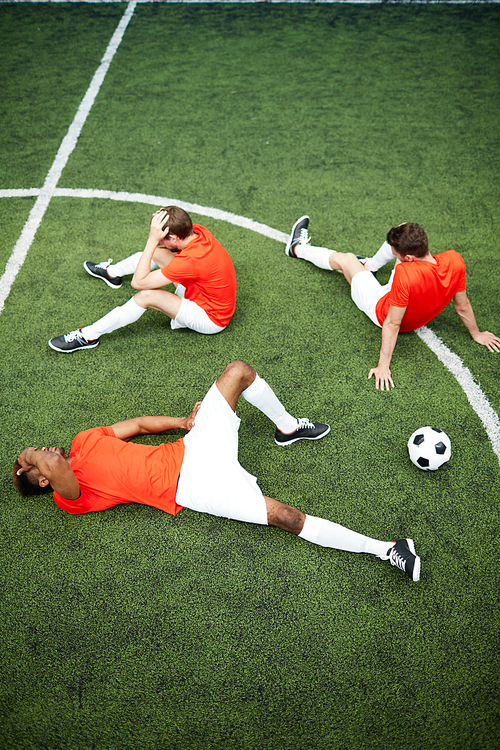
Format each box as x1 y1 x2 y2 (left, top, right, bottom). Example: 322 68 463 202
407 426 451 471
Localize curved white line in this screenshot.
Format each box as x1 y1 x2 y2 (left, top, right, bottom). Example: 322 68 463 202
416 327 500 461
52 188 289 243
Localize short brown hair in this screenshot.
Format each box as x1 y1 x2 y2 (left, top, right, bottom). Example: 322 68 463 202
12 461 52 498
159 206 193 240
386 223 429 258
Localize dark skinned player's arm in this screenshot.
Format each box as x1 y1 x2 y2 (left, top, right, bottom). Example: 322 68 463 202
110 404 202 441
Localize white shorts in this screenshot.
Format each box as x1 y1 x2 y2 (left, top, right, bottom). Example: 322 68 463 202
176 383 268 525
170 285 225 335
350 269 395 328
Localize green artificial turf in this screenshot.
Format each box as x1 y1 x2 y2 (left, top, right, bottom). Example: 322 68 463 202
0 3 499 750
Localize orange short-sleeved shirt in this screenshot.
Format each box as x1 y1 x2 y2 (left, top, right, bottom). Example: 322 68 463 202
53 426 185 516
375 250 467 332
162 224 236 327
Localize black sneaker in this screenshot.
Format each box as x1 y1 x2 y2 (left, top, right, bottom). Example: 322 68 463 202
275 418 330 446
386 539 420 582
285 215 310 258
48 329 100 353
356 255 377 277
84 259 122 288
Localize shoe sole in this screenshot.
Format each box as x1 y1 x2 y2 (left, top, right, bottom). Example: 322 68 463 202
285 215 309 258
83 261 122 288
275 424 331 446
48 339 100 353
407 538 421 582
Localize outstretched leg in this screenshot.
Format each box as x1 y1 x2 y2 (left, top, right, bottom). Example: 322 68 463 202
265 496 420 581
285 215 367 285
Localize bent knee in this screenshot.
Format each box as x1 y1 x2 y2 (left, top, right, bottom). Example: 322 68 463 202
133 289 154 307
222 360 256 385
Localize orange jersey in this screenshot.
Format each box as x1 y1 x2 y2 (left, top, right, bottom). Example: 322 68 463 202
375 250 466 332
53 426 185 516
162 224 236 327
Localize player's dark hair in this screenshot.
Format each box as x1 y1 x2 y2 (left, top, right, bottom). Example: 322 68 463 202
12 462 52 498
386 223 429 258
159 206 193 240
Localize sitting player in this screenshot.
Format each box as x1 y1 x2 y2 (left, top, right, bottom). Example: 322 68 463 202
285 217 499 389
49 206 236 352
13 360 419 581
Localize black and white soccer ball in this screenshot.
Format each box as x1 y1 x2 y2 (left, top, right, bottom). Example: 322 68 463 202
407 426 451 471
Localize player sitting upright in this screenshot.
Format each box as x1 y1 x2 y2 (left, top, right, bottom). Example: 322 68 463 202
285 217 500 389
49 206 236 352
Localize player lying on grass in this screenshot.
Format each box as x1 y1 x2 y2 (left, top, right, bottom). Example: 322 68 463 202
49 206 236 352
285 217 500 390
13 360 419 581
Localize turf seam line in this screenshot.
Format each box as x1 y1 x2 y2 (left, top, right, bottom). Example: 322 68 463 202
0 0 138 315
416 326 500 464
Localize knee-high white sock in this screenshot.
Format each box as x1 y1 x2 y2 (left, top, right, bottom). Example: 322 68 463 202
298 514 392 557
242 374 298 433
108 252 158 277
363 241 394 273
295 243 335 270
81 297 147 340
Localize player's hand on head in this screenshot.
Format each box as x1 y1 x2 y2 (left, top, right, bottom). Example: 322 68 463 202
368 366 395 391
16 447 36 473
474 331 500 353
150 209 170 241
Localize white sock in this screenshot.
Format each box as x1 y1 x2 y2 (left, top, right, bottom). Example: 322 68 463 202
298 514 392 557
295 243 335 271
108 252 158 277
81 297 147 340
363 241 394 273
242 374 298 433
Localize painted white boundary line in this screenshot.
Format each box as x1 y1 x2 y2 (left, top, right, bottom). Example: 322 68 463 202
416 327 500 462
0 0 137 314
0 188 288 243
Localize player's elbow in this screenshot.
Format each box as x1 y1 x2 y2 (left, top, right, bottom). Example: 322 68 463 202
454 301 469 317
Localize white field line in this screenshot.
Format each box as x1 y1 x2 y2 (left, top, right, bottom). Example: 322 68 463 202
0 0 137 314
416 327 500 462
0 187 288 244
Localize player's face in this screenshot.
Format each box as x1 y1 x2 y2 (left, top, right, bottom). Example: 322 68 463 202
158 236 179 253
392 247 407 263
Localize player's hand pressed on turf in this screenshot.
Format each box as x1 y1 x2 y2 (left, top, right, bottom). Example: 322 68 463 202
473 331 500 353
368 366 395 391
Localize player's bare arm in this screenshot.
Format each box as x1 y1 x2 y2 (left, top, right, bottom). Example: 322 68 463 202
132 209 173 290
111 405 202 442
368 304 406 390
16 447 80 500
453 291 500 352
